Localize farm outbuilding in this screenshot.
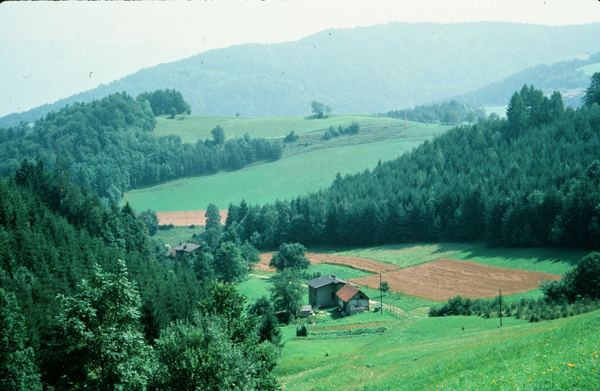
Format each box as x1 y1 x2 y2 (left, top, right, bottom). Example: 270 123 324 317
166 242 201 259
306 275 348 308
336 283 370 315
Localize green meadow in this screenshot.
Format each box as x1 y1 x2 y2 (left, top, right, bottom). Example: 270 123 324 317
578 62 600 76
276 309 600 390
124 128 443 211
153 114 407 143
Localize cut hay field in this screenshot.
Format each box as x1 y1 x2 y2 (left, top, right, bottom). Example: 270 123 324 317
336 243 588 275
155 210 228 226
153 114 407 143
255 252 399 274
348 258 562 301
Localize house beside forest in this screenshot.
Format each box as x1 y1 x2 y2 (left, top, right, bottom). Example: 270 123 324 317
336 283 370 315
306 275 348 308
166 242 200 259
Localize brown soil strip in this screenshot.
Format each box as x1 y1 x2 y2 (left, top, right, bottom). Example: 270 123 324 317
349 258 562 301
156 210 228 226
254 252 398 273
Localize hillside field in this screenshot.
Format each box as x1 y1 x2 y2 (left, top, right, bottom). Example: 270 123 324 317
241 244 598 390
276 309 600 390
153 114 407 143
124 116 449 211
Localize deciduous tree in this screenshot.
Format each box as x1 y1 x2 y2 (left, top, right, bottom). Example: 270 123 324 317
269 242 310 272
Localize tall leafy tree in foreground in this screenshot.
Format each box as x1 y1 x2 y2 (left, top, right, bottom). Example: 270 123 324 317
53 260 153 390
0 289 42 391
155 283 280 391
214 242 247 283
270 270 304 323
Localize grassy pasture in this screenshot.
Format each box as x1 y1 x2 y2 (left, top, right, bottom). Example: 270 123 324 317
276 309 600 390
237 274 273 304
152 225 204 247
304 263 373 281
153 114 406 143
125 114 449 212
123 135 432 211
578 62 600 76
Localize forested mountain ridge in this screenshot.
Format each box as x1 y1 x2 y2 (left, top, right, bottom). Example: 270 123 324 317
0 91 282 201
453 51 600 108
222 76 600 251
3 22 600 127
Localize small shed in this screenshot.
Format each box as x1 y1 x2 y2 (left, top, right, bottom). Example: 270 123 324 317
299 305 313 318
336 283 370 315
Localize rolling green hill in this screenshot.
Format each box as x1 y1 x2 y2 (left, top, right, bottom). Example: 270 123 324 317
153 114 404 143
275 308 600 390
124 116 450 211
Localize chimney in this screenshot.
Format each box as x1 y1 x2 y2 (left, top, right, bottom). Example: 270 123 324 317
331 275 336 279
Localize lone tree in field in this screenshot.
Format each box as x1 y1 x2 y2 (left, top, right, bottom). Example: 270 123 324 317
311 101 326 118
269 243 310 272
211 125 226 145
379 281 390 295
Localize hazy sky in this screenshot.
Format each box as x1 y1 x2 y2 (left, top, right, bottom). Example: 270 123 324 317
1 0 600 117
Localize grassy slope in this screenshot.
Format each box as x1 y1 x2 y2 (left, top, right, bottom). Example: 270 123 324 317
578 62 600 76
276 309 600 390
153 114 406 143
124 116 448 211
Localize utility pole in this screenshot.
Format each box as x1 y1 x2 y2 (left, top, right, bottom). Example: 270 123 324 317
499 289 502 328
380 273 383 315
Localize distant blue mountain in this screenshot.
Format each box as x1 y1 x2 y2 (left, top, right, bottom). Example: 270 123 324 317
3 22 600 128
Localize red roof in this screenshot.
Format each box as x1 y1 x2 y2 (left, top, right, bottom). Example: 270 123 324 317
336 283 360 303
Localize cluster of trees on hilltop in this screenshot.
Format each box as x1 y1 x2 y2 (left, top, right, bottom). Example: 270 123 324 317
219 75 600 251
382 100 487 125
137 88 192 117
0 162 280 390
0 91 281 203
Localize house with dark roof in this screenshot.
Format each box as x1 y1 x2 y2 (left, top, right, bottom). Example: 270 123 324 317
336 283 370 315
306 275 349 308
166 242 201 259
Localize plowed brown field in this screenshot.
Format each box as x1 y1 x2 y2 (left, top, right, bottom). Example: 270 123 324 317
349 258 562 301
254 252 399 273
156 210 228 226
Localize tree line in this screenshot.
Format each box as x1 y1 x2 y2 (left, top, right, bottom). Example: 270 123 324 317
219 75 600 252
381 100 487 125
0 91 282 203
0 162 281 390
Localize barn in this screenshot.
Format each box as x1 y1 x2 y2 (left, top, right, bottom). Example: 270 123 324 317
336 283 370 315
306 275 348 308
